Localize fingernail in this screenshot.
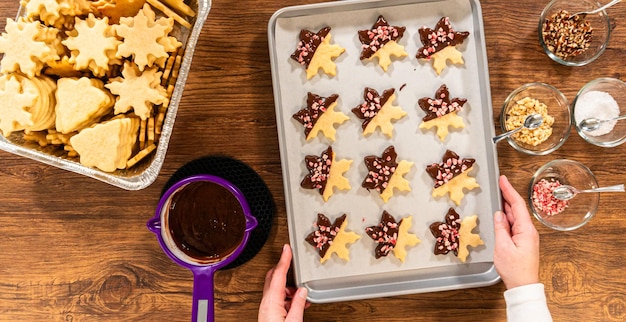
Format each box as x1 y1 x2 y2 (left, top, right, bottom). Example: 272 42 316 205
298 287 308 299
495 211 504 223
282 244 289 253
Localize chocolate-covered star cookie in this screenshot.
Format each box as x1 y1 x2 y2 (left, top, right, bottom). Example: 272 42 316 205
305 213 360 263
293 92 348 141
362 145 412 202
352 87 406 137
426 149 479 206
429 208 484 262
291 27 345 79
416 17 470 74
358 15 407 71
301 146 352 201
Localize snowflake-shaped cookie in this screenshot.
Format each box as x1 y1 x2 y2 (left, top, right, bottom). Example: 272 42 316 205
291 27 345 79
362 145 413 203
300 146 352 202
418 84 467 141
105 62 169 120
0 75 37 136
0 18 60 77
115 4 180 71
352 87 406 138
62 14 122 77
292 92 349 141
366 211 420 262
416 17 470 75
429 208 483 262
305 213 360 264
426 149 479 206
358 15 407 72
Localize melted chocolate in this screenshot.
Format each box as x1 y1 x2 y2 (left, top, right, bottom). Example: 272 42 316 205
290 27 331 68
429 208 461 256
300 146 333 195
365 211 399 258
418 84 466 122
416 17 469 59
362 145 398 193
293 93 339 137
352 87 395 130
358 15 406 60
426 150 475 188
305 213 346 257
168 181 246 262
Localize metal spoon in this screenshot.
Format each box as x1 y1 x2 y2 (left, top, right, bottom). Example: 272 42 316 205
552 184 625 201
568 0 622 19
492 114 544 144
579 115 626 132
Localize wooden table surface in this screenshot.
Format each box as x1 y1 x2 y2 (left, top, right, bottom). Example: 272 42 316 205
1 0 625 321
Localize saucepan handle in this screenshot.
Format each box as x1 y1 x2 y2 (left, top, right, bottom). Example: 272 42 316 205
191 267 216 322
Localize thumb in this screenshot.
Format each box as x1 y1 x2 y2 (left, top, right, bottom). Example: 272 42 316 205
285 288 308 322
493 211 514 249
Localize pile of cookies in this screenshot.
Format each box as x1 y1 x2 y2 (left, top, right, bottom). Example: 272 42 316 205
0 0 195 172
291 15 486 264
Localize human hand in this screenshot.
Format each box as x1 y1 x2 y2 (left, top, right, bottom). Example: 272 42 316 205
259 244 309 322
493 175 540 290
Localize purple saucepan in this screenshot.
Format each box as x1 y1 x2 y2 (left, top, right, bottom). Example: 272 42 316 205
147 174 258 322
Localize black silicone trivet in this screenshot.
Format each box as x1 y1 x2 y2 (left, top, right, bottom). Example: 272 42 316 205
161 155 274 269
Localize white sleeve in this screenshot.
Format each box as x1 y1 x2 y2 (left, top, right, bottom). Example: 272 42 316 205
504 283 553 322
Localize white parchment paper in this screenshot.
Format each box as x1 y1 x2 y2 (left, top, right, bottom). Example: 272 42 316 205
272 0 498 287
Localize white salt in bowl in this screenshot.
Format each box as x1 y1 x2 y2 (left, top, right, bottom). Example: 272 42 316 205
573 77 626 147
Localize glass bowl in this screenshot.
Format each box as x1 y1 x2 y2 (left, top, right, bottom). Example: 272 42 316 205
539 0 612 66
528 159 599 231
500 83 571 155
573 77 626 147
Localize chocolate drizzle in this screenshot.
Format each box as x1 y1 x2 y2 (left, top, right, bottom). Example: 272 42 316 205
352 87 395 130
426 149 475 188
362 145 398 193
291 27 331 68
429 208 462 256
301 146 333 195
305 213 346 257
416 17 469 59
293 92 338 137
418 84 466 122
358 15 406 60
365 211 399 258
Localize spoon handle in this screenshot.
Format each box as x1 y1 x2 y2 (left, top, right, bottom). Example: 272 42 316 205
581 184 625 194
586 0 622 15
492 127 521 144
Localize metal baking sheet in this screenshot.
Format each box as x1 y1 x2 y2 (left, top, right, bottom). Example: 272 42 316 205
269 0 501 303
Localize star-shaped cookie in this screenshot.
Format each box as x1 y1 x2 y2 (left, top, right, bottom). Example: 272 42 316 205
416 17 470 75
429 208 483 262
352 87 406 138
293 92 349 141
362 145 413 203
366 211 420 262
291 27 345 79
426 149 479 205
0 75 38 136
418 84 467 141
358 15 407 71
305 213 360 264
300 146 352 202
0 18 60 77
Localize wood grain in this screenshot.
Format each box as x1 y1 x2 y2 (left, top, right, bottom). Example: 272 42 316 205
0 0 625 321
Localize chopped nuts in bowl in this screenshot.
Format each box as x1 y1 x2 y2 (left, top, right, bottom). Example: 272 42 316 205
499 83 571 155
539 0 612 66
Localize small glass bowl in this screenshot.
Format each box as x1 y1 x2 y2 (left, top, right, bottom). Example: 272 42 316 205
539 0 612 66
528 159 599 231
573 77 626 147
500 83 571 155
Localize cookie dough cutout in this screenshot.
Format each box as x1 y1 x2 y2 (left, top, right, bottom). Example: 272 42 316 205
300 146 352 202
416 17 470 75
362 145 413 203
432 168 479 206
291 27 345 80
305 213 360 264
418 84 467 141
0 75 37 136
352 87 406 138
457 215 484 263
358 15 407 72
293 93 349 142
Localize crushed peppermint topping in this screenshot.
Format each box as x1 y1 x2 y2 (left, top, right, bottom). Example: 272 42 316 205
429 208 462 256
358 15 406 60
300 146 333 194
532 178 569 216
362 146 398 193
419 84 466 122
365 211 399 258
416 17 469 59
